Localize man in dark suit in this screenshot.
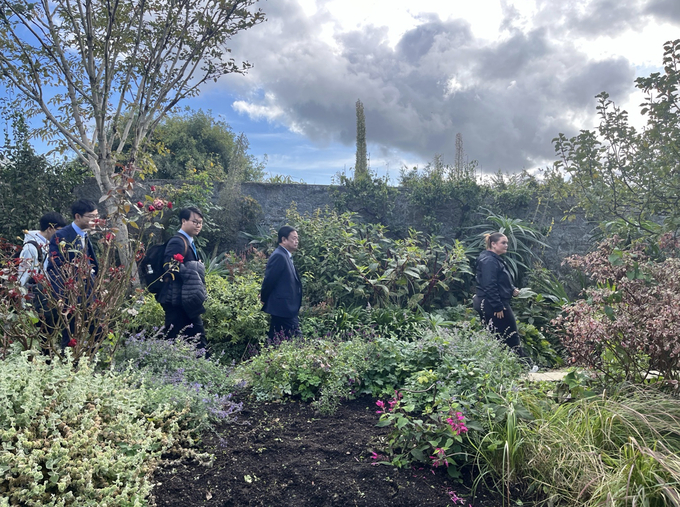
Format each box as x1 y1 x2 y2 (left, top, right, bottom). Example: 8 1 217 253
47 199 100 349
156 206 208 351
261 225 303 340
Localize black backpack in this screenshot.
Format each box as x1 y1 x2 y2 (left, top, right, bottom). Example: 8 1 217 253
139 236 188 294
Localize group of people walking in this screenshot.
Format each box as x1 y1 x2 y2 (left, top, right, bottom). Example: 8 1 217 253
16 200 303 354
16 199 528 359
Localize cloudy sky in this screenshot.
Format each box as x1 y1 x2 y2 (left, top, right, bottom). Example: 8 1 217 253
190 0 679 183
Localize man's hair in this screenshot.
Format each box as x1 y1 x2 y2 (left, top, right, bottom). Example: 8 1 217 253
71 199 97 218
179 206 203 222
39 212 67 231
278 225 297 244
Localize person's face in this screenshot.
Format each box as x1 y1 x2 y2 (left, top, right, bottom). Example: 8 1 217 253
181 212 203 238
280 230 299 253
74 210 98 231
490 235 509 255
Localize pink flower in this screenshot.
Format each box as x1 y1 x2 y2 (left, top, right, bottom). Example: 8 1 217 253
136 201 144 208
67 339 77 347
148 205 155 212
173 253 184 263
105 232 114 241
150 185 156 192
376 400 385 414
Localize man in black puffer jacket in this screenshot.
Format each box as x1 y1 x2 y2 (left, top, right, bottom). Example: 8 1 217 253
157 207 208 352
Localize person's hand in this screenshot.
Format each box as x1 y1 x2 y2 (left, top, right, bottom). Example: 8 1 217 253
494 310 505 319
513 288 520 297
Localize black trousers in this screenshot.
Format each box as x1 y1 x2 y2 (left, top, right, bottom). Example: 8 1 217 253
473 296 525 355
267 315 301 342
162 304 208 351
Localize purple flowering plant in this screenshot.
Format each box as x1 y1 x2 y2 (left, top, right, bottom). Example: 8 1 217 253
113 328 243 434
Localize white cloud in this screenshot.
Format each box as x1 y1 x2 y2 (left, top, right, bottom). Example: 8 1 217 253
208 0 680 176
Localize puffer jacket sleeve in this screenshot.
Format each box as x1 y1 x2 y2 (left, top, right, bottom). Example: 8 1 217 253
180 261 207 318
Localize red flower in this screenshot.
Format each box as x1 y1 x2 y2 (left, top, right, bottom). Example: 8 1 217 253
173 253 184 263
153 199 164 210
67 339 77 347
148 205 155 212
150 185 156 192
167 202 173 209
136 201 144 208
105 232 114 241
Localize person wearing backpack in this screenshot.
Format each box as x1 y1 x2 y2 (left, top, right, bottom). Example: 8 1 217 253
156 206 208 353
18 211 67 286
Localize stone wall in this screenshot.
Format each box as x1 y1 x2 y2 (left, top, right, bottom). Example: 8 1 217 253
76 179 595 274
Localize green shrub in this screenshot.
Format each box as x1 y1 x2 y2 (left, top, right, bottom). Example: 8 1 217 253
287 206 472 310
125 292 165 331
235 337 376 414
300 304 428 342
0 351 184 506
375 393 470 479
237 325 524 418
125 271 268 362
203 272 268 360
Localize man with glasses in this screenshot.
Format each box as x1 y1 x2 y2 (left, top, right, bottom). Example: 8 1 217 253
47 199 100 349
157 206 208 352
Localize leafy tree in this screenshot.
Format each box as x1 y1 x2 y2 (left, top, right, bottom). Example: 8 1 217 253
553 39 680 237
0 112 87 240
0 0 264 263
149 109 265 182
354 99 368 180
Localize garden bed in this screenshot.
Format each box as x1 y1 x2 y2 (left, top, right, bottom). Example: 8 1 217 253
151 396 506 507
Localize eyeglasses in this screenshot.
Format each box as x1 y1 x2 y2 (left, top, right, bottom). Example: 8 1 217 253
82 213 98 219
190 220 203 226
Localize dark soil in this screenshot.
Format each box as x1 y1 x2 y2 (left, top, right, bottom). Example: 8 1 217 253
151 397 507 507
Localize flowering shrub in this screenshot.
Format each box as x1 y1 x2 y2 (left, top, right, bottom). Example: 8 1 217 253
0 352 185 505
556 238 680 384
0 170 174 361
113 330 243 434
374 392 470 478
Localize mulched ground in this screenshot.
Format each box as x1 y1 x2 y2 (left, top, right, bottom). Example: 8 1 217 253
151 396 510 507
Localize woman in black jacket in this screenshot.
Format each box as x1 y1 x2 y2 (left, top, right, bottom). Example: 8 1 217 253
473 232 528 358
